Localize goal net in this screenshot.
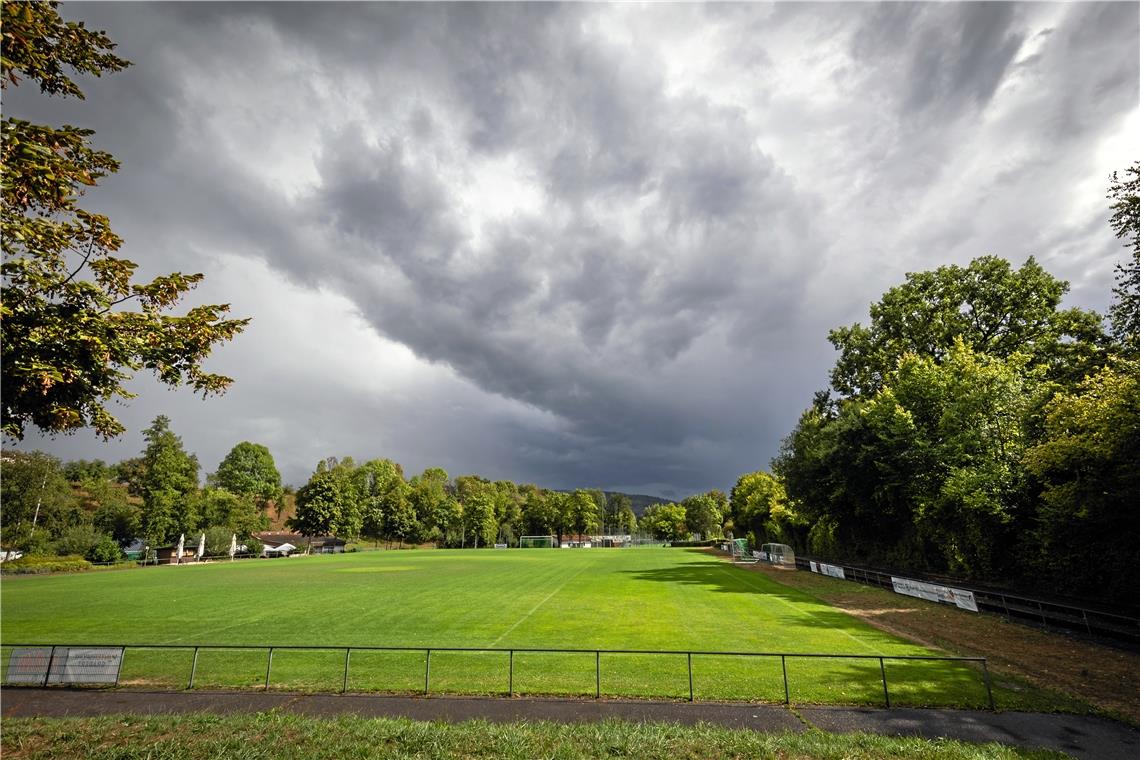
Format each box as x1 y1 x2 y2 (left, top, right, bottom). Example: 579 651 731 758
519 535 555 548
731 538 757 563
760 543 796 567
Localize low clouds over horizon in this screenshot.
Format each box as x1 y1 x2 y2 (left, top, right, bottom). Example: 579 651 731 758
9 2 1138 497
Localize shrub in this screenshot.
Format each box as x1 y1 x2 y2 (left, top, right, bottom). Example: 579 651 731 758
53 525 121 562
1 555 92 574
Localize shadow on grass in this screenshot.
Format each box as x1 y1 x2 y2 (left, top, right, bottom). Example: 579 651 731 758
622 557 877 634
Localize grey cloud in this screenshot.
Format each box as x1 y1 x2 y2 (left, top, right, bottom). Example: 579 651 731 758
9 2 1131 497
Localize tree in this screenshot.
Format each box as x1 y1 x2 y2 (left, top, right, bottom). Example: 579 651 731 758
1024 359 1140 603
211 442 282 511
196 486 265 537
0 449 80 548
355 458 406 544
1108 162 1140 352
681 491 724 540
729 471 800 547
408 467 454 545
1 0 248 441
567 490 600 538
138 415 199 544
290 471 346 539
827 256 1105 397
639 503 687 541
53 524 120 562
92 498 140 548
603 493 631 533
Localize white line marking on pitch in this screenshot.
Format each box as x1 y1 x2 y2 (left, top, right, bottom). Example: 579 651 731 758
486 557 598 649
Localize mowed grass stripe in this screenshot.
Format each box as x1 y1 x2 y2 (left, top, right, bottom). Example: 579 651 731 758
1 548 999 706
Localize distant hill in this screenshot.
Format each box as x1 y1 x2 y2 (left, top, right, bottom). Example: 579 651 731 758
603 491 669 517
551 489 670 517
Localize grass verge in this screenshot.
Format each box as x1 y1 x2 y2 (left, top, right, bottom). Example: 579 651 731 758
0 713 1071 759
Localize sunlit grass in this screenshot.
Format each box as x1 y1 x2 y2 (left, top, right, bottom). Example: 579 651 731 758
0 548 1048 708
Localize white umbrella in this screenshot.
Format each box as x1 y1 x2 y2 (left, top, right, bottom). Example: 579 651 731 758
196 533 205 560
229 533 237 561
176 533 185 565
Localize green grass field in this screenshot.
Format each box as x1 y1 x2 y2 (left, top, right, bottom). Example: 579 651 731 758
1 548 1005 707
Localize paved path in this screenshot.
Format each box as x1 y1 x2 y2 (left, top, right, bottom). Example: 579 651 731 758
3 688 1138 760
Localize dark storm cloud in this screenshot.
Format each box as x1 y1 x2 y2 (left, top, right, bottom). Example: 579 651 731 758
9 2 1135 495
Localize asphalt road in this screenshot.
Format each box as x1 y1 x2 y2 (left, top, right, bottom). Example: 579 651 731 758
2 688 1137 760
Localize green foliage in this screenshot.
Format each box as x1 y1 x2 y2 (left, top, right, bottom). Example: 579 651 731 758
1108 162 1140 352
52 524 120 562
203 525 236 557
1024 360 1140 601
0 449 81 548
138 415 199 544
62 457 110 483
566 489 600 537
211 442 282 510
0 0 248 441
680 490 726 539
827 256 1104 397
639 503 687 541
729 471 801 546
1 553 91 574
196 487 266 537
92 498 140 547
290 458 361 539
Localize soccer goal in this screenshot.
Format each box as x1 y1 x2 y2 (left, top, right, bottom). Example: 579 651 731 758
519 535 555 548
731 538 758 564
760 543 796 568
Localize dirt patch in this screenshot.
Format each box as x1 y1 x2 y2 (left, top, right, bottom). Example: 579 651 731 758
724 553 1140 724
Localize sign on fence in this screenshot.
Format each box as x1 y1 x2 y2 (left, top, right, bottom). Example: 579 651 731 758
5 648 53 683
6 646 123 685
891 577 978 612
809 561 845 579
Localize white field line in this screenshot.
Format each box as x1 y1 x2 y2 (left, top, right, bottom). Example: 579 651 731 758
716 563 886 655
485 557 598 649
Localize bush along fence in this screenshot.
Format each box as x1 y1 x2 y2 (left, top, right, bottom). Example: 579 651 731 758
1 643 995 710
795 555 1140 646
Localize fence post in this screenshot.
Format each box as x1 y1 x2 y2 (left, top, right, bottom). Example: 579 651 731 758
595 651 600 699
114 646 125 687
188 647 200 690
424 649 431 695
1001 595 1010 618
982 659 995 711
264 648 274 691
781 655 790 704
879 657 890 708
1038 600 1047 627
687 652 694 702
1082 610 1091 636
342 648 351 694
508 650 514 697
42 646 57 687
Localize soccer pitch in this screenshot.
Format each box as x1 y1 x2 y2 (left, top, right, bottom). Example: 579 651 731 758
1 548 995 706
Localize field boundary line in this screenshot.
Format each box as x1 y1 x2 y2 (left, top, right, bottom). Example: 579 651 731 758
485 556 599 648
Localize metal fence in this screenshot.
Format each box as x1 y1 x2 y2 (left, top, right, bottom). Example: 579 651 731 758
2 643 994 710
794 556 1140 646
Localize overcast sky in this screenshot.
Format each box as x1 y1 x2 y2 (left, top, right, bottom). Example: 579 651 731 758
8 1 1138 497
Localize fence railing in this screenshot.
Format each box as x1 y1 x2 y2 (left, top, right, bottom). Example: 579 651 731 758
794 556 1140 646
1 643 994 710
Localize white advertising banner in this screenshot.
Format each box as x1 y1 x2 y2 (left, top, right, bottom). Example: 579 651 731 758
809 561 845 579
5 648 53 683
45 647 124 684
820 563 846 579
891 577 978 612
